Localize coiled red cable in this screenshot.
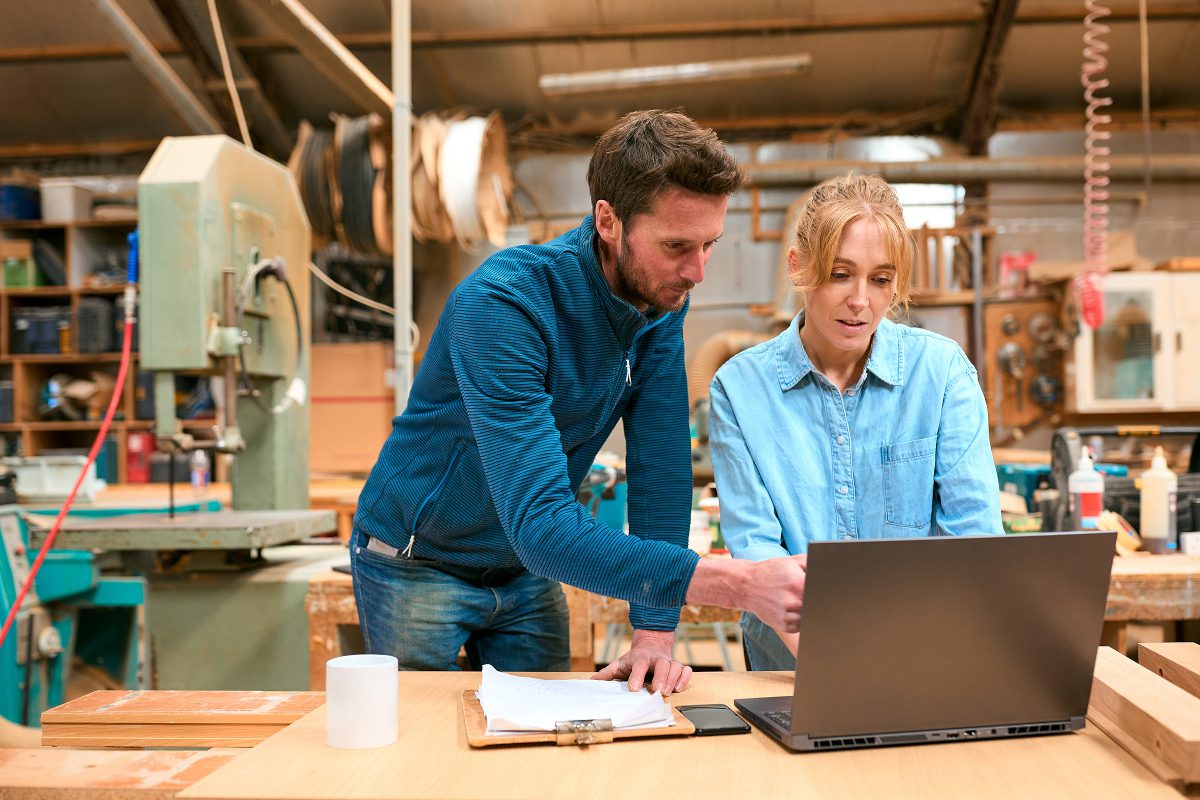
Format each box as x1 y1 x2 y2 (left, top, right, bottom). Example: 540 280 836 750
1078 0 1113 330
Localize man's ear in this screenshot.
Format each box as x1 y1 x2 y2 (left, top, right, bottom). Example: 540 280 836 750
594 200 621 247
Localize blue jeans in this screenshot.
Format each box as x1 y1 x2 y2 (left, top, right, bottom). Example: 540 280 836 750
350 528 570 671
741 611 797 671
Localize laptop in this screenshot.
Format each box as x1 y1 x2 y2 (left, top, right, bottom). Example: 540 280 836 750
734 531 1116 752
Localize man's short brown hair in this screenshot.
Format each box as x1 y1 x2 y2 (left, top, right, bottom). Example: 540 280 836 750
587 110 745 226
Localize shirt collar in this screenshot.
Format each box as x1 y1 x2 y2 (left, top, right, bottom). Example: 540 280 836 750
576 214 675 343
775 312 905 391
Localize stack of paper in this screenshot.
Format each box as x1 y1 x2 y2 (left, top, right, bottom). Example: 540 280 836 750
476 665 675 734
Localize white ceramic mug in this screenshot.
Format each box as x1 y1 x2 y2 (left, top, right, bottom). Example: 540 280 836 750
325 654 398 749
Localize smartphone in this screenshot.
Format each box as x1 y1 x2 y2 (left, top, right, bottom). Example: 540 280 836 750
677 703 751 736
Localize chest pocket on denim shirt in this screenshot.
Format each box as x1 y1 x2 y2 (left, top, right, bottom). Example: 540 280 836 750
881 435 937 529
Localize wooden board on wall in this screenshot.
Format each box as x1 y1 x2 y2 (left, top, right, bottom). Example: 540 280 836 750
983 298 1065 434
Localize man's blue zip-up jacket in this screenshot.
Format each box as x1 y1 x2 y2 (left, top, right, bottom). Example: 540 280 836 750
355 216 700 630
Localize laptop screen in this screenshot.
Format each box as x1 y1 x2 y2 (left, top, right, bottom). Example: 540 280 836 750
791 532 1115 738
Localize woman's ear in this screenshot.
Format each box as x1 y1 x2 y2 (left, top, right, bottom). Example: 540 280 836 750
786 247 803 287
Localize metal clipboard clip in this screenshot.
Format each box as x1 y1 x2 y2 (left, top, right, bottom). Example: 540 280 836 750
554 718 614 746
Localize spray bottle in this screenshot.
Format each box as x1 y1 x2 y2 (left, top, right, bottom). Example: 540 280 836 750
1139 446 1178 554
1067 448 1104 531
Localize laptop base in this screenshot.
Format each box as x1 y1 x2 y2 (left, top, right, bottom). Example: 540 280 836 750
735 696 1083 753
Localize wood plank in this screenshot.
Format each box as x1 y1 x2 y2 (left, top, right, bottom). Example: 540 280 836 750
1155 257 1200 272
1100 620 1127 654
1108 555 1200 620
178 671 1179 800
1139 642 1200 700
306 572 359 691
562 585 594 672
957 0 1020 155
40 690 325 749
0 747 239 799
1087 645 1200 784
91 0 222 135
241 0 393 115
40 722 288 748
42 690 324 725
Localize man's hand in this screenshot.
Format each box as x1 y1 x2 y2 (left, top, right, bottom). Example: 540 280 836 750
591 629 692 696
687 553 808 633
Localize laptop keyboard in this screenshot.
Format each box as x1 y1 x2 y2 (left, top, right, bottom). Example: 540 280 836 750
765 710 792 729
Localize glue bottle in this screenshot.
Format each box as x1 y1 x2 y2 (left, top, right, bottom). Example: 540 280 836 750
190 449 210 500
1067 448 1104 531
1139 446 1177 554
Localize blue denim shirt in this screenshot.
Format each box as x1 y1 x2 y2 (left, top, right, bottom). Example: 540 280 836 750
709 313 1002 560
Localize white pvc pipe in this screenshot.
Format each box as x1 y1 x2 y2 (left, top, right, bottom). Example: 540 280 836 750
392 0 414 414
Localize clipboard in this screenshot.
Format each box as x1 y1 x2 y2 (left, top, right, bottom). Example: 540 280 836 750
460 690 695 747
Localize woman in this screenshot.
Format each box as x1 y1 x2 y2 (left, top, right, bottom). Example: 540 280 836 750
709 174 1002 670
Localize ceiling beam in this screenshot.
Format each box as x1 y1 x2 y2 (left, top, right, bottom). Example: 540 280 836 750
241 0 392 115
149 0 241 138
243 4 1200 50
510 107 1200 146
957 0 1021 156
1 4 1196 63
90 0 222 135
153 0 294 158
744 154 1200 187
0 139 161 161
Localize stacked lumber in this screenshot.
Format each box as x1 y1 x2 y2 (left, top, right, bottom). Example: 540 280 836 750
40 690 324 748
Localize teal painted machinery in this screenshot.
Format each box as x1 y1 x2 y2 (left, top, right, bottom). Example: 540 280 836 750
0 507 145 726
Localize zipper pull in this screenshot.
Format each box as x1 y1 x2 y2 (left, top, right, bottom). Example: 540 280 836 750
401 534 415 559
625 358 632 387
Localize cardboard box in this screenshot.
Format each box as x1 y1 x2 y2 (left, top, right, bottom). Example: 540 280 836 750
310 342 396 475
0 239 37 287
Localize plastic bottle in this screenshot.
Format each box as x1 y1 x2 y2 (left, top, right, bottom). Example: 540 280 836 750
189 449 210 500
1067 449 1105 531
1139 446 1178 554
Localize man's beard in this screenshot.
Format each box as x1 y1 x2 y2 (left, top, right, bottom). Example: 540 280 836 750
612 233 693 313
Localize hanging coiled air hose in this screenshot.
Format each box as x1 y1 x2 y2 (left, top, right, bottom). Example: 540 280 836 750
1078 0 1113 330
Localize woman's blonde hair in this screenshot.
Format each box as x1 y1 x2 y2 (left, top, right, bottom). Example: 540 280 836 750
788 173 914 311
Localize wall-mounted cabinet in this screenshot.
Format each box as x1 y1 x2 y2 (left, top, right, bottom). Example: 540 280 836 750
1068 271 1200 413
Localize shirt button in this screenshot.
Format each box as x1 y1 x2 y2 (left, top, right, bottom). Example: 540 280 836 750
836 435 845 445
839 485 849 495
846 388 856 397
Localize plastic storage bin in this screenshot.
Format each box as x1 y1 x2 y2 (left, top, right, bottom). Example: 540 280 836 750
2 455 105 502
39 178 93 222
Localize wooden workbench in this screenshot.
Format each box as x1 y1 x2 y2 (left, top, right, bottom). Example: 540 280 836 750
306 555 1200 684
170 670 1176 800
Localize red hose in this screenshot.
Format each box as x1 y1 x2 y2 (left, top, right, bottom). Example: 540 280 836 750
0 297 136 650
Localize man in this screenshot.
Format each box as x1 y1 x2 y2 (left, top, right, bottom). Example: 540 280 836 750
352 109 808 695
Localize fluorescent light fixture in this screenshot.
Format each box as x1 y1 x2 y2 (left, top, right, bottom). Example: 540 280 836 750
539 53 812 96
